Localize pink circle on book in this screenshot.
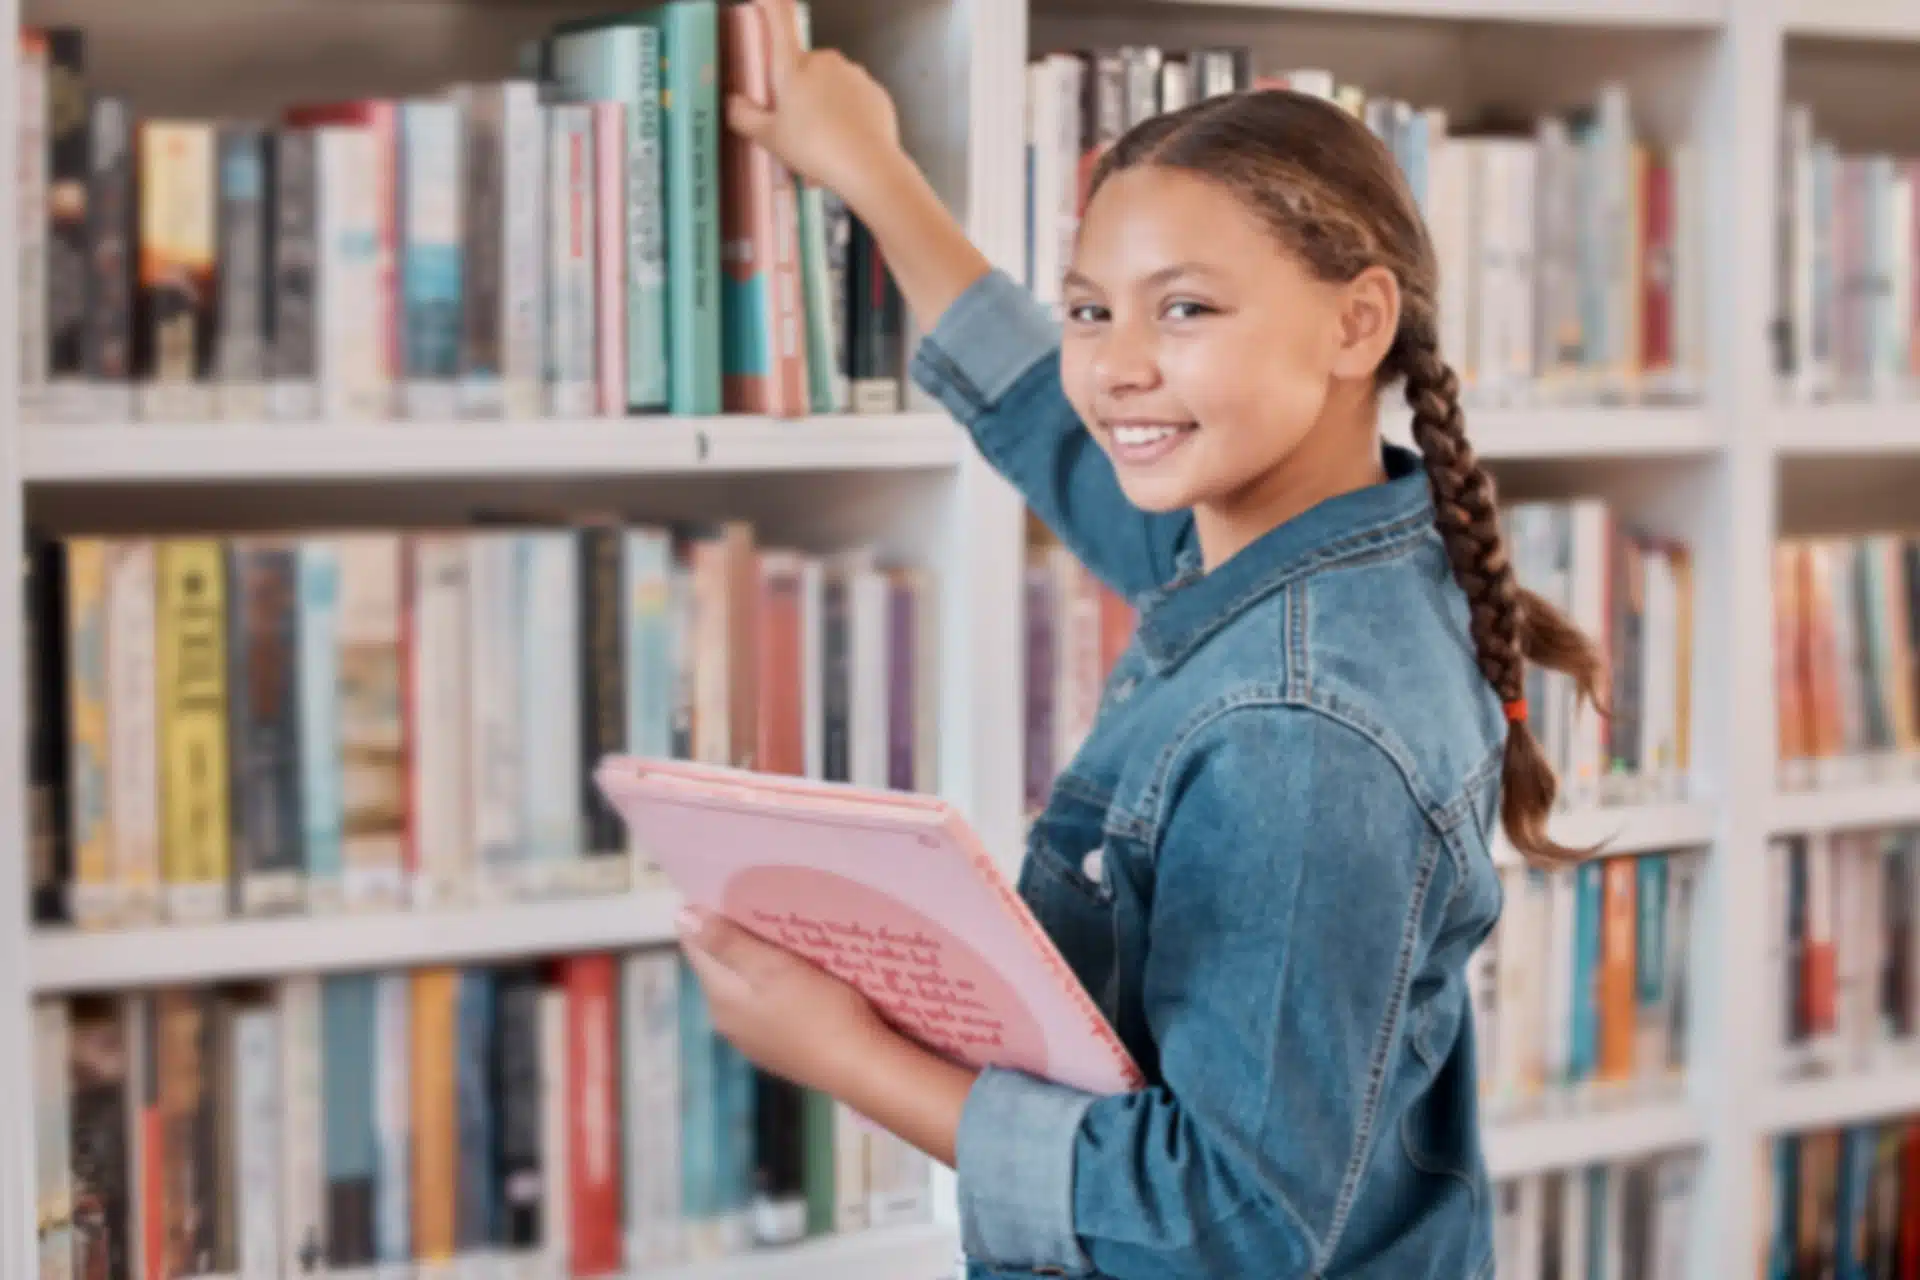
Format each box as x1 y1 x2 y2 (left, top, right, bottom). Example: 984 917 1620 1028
722 863 1053 1078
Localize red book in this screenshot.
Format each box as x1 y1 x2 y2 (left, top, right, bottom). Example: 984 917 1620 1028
564 954 621 1277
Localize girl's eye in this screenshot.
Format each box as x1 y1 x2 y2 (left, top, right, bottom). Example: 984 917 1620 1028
1066 301 1109 324
1163 299 1214 321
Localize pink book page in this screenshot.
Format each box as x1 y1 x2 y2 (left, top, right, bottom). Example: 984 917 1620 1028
594 756 1144 1096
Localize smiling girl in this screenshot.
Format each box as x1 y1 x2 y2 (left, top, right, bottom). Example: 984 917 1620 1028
673 4 1607 1276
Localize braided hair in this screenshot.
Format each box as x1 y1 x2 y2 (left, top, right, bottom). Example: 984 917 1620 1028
1087 89 1606 867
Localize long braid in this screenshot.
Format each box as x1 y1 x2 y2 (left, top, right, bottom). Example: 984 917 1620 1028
1402 339 1604 867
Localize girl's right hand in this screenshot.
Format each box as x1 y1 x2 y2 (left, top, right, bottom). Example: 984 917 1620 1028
727 0 909 209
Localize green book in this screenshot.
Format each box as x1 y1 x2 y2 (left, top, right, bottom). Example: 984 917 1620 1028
549 22 671 412
644 0 723 415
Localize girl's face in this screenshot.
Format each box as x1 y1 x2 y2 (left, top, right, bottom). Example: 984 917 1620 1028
1059 165 1393 557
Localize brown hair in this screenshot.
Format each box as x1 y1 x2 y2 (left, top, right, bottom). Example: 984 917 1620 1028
1088 89 1607 868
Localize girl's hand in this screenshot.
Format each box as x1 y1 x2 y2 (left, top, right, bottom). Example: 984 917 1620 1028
676 905 886 1096
725 0 908 205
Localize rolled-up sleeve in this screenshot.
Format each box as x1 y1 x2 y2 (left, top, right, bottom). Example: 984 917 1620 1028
908 268 1195 599
954 703 1455 1278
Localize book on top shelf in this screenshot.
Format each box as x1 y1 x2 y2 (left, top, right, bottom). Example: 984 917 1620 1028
595 754 1146 1097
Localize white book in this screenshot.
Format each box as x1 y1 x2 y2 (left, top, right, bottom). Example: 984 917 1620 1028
469 533 525 898
409 535 473 909
545 104 597 418
502 82 547 420
521 532 581 891
335 535 406 910
540 987 570 1280
106 540 161 925
1546 868 1578 1108
33 1000 72 1280
280 977 327 1277
1567 500 1611 807
317 125 387 421
623 951 684 1268
1504 140 1538 401
235 1007 282 1280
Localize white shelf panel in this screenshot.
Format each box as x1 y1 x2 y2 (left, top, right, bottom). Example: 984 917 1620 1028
1464 406 1721 460
29 888 686 993
1786 0 1920 39
1113 0 1724 28
20 413 964 484
1762 1069 1920 1134
1493 801 1717 866
1774 403 1920 455
1484 1101 1702 1180
1771 780 1920 833
652 1224 959 1280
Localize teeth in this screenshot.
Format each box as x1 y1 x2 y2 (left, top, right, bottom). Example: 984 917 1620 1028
1113 424 1180 446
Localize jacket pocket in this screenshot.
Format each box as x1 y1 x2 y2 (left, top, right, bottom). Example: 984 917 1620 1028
1400 999 1482 1196
1021 790 1122 1022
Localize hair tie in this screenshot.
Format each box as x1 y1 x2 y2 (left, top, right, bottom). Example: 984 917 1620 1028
1503 698 1529 724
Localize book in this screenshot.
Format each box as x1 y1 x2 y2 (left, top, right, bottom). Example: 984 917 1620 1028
593 754 1144 1096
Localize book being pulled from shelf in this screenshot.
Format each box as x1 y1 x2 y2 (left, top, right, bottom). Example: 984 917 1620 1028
1774 104 1920 409
1472 848 1700 1125
1491 1151 1699 1280
1774 532 1920 792
1767 826 1920 1084
14 4 915 429
1024 50 1706 411
28 947 933 1280
1761 1121 1920 1280
23 519 939 933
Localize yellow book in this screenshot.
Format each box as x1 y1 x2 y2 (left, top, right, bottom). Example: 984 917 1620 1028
157 538 228 920
64 538 113 926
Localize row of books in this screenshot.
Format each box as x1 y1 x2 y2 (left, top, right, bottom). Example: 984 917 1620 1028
24 521 938 932
1024 49 1705 409
1024 497 1697 815
1472 849 1700 1123
1762 1120 1920 1280
28 949 930 1280
1491 1152 1699 1280
1769 826 1920 1081
1774 532 1920 792
1774 106 1920 405
15 6 912 428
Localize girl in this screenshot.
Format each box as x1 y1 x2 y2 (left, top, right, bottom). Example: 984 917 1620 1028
676 2 1605 1275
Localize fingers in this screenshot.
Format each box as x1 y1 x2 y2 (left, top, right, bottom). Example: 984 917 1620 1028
678 906 788 988
758 0 803 86
725 93 772 142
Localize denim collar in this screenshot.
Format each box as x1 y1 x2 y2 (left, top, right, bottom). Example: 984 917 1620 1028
1135 443 1436 674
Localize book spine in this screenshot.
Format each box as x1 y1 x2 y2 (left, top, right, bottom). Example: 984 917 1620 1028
45 28 87 411
230 542 306 916
409 970 458 1271
593 101 627 417
334 536 405 911
408 537 471 909
468 535 523 897
296 543 342 912
136 122 216 421
19 31 48 416
545 104 596 417
373 974 410 1280
492 966 544 1259
65 540 114 928
215 124 270 420
234 1005 281 1279
453 971 497 1267
36 999 74 1280
320 975 376 1272
579 528 627 881
627 26 668 410
521 532 580 891
401 99 463 420
156 541 230 922
86 96 135 419
70 999 133 1280
501 82 546 419
269 127 319 420
317 126 385 421
660 1 722 414
456 85 503 417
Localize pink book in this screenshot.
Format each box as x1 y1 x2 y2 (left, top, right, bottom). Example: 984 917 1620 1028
594 754 1144 1096
592 101 626 417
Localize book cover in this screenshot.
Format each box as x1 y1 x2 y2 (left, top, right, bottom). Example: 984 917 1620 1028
595 756 1143 1095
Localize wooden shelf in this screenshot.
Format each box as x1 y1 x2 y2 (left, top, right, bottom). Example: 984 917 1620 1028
20 413 965 485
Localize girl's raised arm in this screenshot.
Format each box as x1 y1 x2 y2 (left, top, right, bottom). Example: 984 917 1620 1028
728 0 1198 597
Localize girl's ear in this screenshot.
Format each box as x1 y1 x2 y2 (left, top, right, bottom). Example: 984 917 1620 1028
1328 265 1401 382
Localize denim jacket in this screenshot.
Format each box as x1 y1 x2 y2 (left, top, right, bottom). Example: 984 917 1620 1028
907 268 1508 1280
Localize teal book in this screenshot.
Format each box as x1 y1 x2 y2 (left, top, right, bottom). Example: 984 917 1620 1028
550 21 670 411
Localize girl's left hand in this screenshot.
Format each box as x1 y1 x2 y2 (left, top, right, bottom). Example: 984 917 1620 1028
675 905 887 1096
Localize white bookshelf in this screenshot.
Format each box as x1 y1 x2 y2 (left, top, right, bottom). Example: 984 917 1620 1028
8 0 1920 1275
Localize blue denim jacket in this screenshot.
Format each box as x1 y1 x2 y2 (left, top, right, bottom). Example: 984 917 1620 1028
907 269 1507 1280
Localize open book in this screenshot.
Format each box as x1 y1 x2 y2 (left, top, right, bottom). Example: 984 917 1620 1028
593 755 1144 1096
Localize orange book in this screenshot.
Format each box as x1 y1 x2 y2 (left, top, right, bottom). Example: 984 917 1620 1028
1599 858 1638 1084
1775 542 1807 771
409 969 458 1263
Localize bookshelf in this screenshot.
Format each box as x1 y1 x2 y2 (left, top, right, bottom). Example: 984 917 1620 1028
5 0 1920 1274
